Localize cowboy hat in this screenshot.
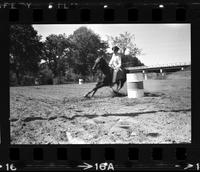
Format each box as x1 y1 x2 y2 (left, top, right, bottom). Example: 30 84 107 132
112 46 119 51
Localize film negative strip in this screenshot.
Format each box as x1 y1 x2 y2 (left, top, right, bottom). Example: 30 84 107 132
1 0 200 171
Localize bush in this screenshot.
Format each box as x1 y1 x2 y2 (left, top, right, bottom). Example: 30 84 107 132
53 74 83 84
39 67 102 85
10 72 36 86
39 67 53 85
10 72 18 86
85 75 96 83
53 76 66 85
21 75 35 86
52 72 100 85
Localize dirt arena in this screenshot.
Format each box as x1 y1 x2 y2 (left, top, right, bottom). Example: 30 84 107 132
10 70 191 144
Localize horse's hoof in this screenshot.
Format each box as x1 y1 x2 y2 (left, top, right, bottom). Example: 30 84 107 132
84 94 89 98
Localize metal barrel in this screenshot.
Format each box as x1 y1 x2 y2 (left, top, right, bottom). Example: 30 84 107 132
126 73 144 98
79 79 83 84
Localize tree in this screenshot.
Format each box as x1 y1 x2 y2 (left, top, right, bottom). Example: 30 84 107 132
107 32 144 68
68 27 108 76
43 34 71 81
122 54 144 68
39 63 53 85
107 31 142 56
10 25 43 85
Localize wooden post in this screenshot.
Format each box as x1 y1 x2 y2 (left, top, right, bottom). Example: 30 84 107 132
142 70 147 80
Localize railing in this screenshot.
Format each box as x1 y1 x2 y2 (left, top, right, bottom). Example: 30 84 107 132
126 62 191 70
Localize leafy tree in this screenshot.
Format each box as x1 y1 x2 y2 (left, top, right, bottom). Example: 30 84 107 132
10 25 43 85
39 63 53 85
43 34 71 81
68 27 108 76
121 54 144 68
42 28 108 83
107 31 142 56
107 32 144 68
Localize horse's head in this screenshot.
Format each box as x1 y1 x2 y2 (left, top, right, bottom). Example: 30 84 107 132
92 57 103 71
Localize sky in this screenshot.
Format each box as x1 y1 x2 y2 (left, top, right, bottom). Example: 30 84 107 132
33 24 191 66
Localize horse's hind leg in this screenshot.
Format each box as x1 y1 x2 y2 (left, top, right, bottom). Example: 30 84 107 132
115 79 126 93
119 79 126 90
117 81 121 91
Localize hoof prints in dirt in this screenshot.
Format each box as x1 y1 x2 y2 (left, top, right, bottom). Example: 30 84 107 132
146 133 160 137
48 116 57 120
10 118 19 122
22 117 46 122
144 92 165 97
63 97 87 103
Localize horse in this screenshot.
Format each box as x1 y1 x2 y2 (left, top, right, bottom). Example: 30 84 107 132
84 57 128 98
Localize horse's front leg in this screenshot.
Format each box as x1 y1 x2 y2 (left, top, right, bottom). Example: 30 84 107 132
84 82 102 98
84 88 95 97
91 82 106 97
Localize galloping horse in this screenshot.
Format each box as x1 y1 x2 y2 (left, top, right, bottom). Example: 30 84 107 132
84 57 128 98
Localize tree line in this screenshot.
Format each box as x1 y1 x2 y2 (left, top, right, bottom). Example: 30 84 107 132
10 25 144 86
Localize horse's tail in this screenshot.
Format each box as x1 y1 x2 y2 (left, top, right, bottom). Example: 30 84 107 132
122 68 129 75
119 68 128 79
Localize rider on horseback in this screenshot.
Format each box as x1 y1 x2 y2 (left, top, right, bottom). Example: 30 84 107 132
109 46 122 86
84 47 126 97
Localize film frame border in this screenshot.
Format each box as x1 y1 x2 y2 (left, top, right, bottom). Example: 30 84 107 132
1 0 200 171
2 0 199 23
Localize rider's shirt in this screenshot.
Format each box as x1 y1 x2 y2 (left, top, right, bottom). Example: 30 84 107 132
109 53 121 71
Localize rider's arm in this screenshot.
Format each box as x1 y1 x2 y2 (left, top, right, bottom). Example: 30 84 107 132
109 56 114 67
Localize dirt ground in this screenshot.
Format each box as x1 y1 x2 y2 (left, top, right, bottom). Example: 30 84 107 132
10 71 191 144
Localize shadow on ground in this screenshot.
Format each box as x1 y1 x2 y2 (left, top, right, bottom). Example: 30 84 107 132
11 108 190 123
55 108 191 121
144 92 165 97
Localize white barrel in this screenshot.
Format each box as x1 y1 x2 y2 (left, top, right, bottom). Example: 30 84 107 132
79 79 83 84
126 73 144 98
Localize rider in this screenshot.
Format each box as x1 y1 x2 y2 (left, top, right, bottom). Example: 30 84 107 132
108 46 122 85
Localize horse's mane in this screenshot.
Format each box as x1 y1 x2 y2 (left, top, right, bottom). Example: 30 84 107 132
99 57 112 75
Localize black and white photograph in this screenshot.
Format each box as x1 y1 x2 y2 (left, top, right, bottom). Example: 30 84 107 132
10 24 191 144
